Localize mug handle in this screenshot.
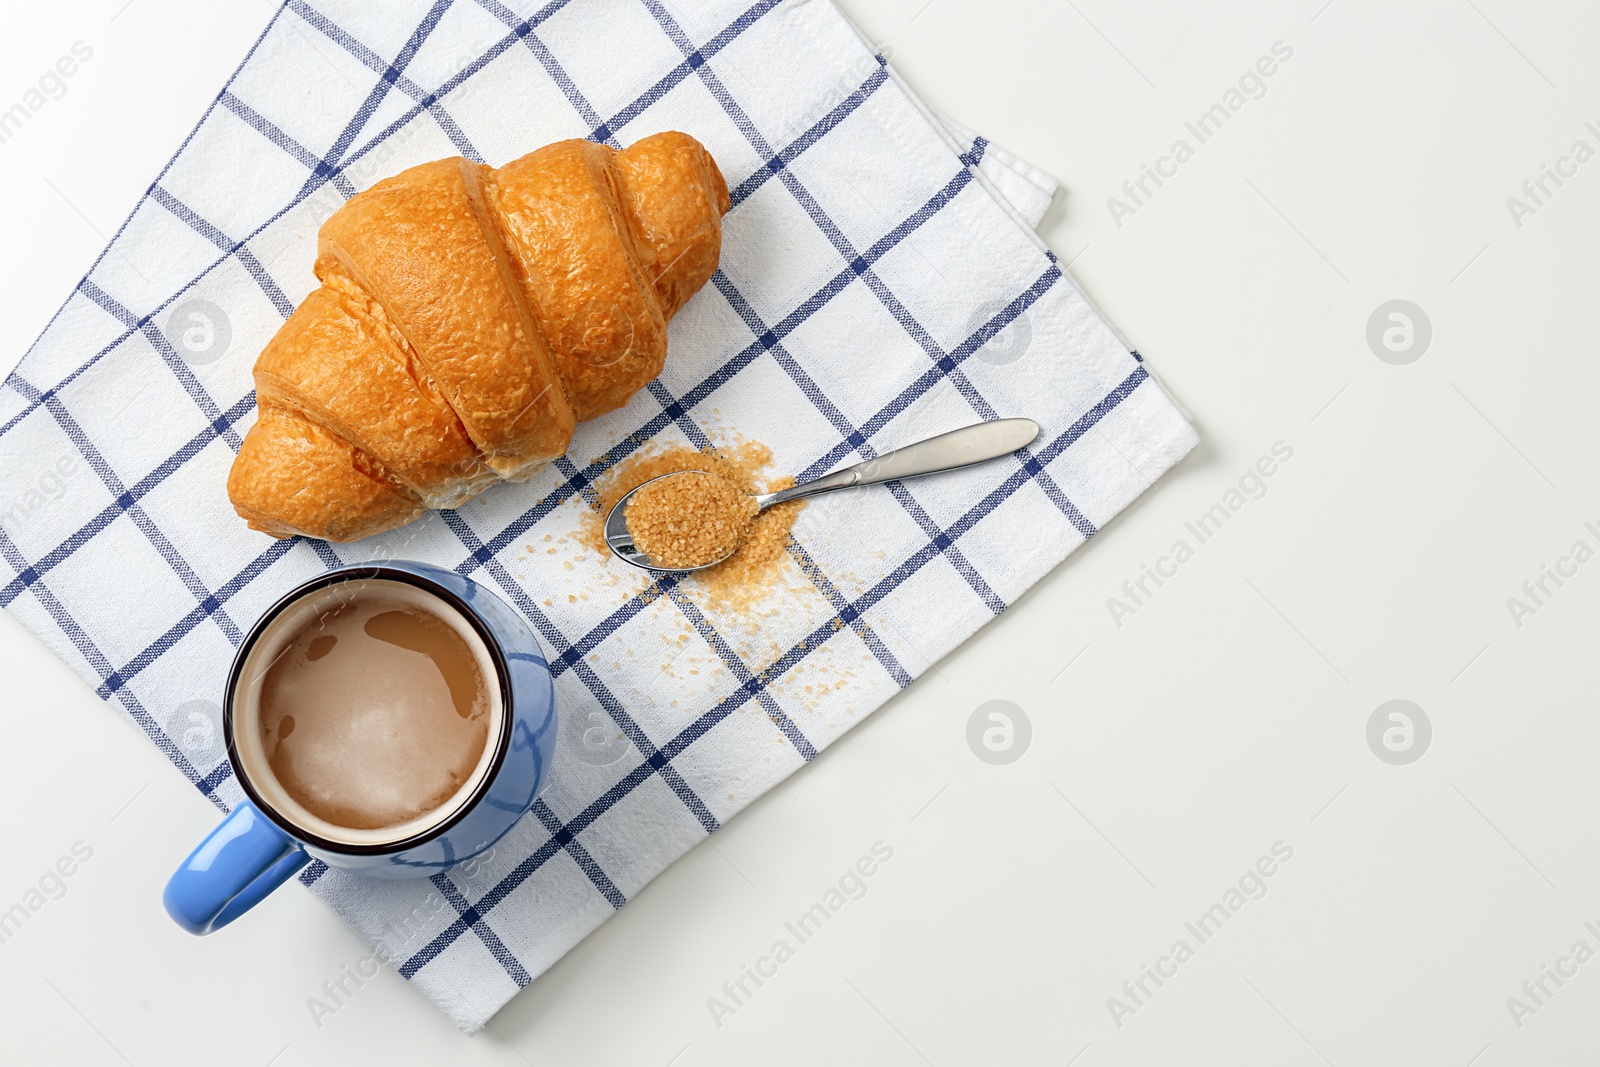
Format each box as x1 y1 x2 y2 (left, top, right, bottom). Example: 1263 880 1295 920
164 801 310 934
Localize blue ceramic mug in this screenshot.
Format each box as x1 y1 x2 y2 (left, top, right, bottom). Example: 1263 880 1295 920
164 560 557 934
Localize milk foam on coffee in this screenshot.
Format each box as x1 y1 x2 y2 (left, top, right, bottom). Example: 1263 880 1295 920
233 579 501 846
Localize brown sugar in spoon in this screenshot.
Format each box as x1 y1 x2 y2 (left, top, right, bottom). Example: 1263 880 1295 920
604 418 1040 574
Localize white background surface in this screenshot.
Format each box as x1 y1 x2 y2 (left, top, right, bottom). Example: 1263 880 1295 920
2 0 1598 1063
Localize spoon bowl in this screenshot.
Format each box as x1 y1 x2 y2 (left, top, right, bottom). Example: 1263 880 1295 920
603 472 738 575
603 417 1041 574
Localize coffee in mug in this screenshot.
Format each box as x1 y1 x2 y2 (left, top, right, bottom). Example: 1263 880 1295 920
166 560 559 936
230 578 501 846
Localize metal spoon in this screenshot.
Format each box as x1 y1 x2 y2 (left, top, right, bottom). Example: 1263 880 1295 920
604 418 1041 574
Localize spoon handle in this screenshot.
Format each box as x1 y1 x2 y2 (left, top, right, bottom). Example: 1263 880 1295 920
755 418 1041 509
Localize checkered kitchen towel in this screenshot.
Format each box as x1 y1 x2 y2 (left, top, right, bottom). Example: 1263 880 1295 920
0 0 1197 1031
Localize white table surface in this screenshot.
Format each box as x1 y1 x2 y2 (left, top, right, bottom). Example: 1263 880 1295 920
4 1 1598 1063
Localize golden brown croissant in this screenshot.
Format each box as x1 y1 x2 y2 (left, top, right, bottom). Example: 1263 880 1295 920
227 131 730 542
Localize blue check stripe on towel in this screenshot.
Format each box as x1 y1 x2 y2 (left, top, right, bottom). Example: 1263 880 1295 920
0 0 1195 1031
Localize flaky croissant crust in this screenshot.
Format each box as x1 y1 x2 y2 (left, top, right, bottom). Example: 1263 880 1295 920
227 131 730 542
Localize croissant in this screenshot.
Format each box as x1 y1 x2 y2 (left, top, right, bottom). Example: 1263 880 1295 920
226 131 730 542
